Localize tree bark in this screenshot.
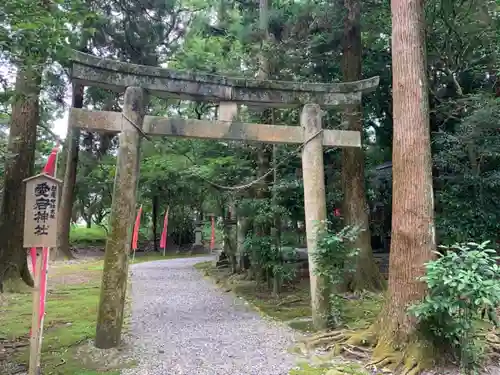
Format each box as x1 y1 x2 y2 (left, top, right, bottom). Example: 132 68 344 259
0 67 41 291
55 83 83 260
254 0 273 237
341 0 385 292
373 0 436 361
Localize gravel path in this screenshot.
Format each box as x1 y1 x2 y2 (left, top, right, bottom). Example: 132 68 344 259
122 256 299 375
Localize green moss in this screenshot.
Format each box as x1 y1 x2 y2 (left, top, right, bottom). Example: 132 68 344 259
194 260 212 271
288 320 315 332
289 363 328 375
2 263 122 374
340 293 384 330
194 262 383 333
289 363 370 375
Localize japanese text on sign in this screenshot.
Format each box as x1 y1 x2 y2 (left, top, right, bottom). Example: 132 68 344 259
33 182 57 236
23 174 60 248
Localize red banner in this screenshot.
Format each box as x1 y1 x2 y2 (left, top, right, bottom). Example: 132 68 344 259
210 216 216 250
30 144 60 277
132 206 143 251
160 207 169 250
42 144 59 176
30 143 60 336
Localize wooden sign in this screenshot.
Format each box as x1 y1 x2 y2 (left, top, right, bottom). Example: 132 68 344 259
23 173 61 248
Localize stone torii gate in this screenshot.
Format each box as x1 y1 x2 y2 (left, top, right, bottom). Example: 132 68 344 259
67 51 379 348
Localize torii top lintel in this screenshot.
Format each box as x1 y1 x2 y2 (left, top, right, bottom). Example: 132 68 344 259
70 51 380 108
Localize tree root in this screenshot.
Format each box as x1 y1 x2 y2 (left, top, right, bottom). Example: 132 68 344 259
342 344 370 359
298 329 374 362
369 339 435 375
297 326 436 375
486 332 500 359
301 330 350 351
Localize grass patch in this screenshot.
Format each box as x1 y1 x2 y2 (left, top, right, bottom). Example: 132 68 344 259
288 320 315 333
289 363 368 375
0 265 118 374
1 253 199 374
289 363 328 375
70 225 107 246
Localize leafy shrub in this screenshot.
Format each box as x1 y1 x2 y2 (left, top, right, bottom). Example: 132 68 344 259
244 234 297 292
410 241 500 373
69 225 107 245
312 223 360 327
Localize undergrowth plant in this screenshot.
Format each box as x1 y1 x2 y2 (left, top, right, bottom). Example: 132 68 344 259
312 223 360 327
410 241 500 374
244 234 297 294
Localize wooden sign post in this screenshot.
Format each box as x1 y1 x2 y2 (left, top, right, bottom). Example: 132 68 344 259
24 173 61 375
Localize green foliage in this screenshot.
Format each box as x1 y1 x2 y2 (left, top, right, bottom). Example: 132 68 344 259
244 234 297 288
69 225 107 246
312 224 360 327
434 97 500 244
410 241 500 373
0 0 95 66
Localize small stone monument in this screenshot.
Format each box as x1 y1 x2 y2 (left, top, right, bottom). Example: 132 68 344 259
191 210 205 254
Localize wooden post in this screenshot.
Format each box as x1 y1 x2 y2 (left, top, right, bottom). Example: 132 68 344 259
24 173 61 375
95 87 147 349
28 251 42 375
300 103 329 330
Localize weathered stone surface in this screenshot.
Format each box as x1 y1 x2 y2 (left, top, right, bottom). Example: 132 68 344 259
70 51 379 107
95 87 148 349
218 102 239 121
300 104 329 331
69 108 362 148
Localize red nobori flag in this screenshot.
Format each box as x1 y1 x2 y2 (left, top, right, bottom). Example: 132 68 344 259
132 206 143 251
210 216 216 250
160 207 169 249
30 143 60 277
42 143 60 177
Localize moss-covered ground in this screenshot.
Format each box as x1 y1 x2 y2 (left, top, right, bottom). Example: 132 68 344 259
0 252 198 374
194 261 385 375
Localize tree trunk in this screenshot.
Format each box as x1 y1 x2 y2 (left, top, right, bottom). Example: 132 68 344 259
0 67 41 291
372 0 436 367
253 0 273 237
152 195 159 252
341 0 385 292
55 83 83 260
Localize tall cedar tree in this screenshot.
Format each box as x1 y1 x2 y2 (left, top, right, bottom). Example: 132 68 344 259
371 0 436 370
341 0 385 292
55 83 83 260
0 67 40 290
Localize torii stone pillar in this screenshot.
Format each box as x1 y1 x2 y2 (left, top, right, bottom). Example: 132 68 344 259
301 104 329 329
95 87 148 349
